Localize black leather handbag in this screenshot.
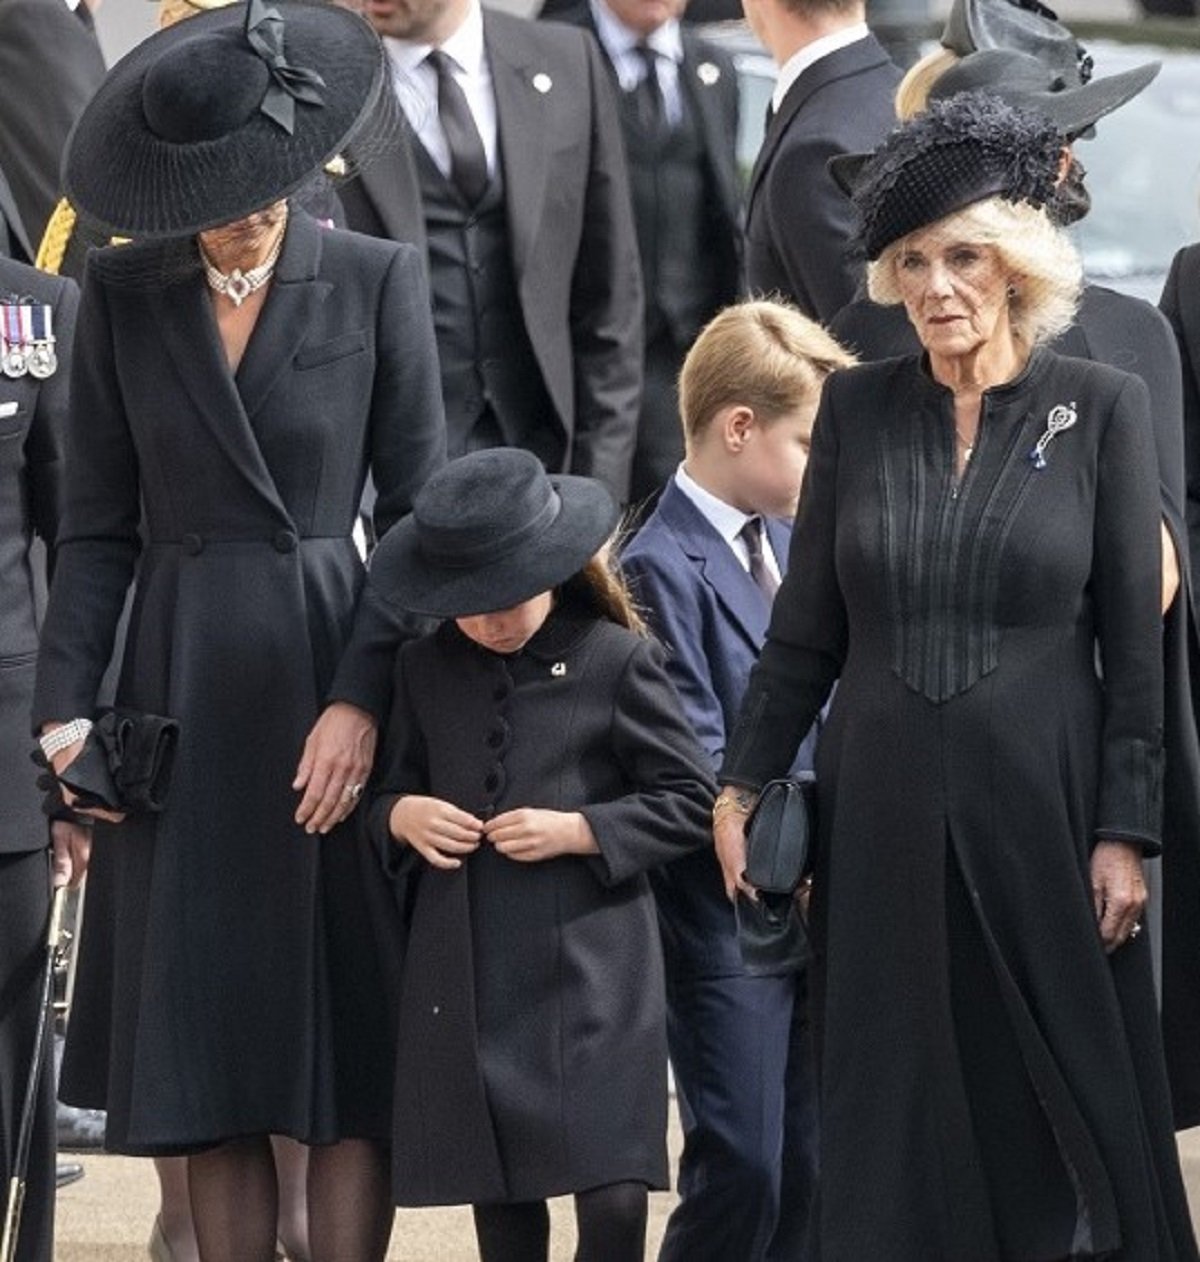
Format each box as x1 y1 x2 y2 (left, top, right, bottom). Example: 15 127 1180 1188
735 777 816 976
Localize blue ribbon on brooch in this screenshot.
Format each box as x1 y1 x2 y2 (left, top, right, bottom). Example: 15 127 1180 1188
244 0 326 135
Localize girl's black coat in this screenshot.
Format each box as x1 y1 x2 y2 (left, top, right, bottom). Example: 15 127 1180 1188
368 605 715 1205
31 211 446 1152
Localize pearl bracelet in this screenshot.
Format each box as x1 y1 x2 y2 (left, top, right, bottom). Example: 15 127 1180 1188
39 718 93 761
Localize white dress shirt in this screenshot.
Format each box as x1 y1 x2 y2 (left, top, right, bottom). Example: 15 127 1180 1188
588 0 685 129
384 2 499 181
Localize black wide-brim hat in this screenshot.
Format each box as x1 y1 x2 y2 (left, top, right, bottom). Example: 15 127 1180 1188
835 92 1063 261
940 0 1158 139
368 449 620 619
929 48 1158 141
63 0 387 238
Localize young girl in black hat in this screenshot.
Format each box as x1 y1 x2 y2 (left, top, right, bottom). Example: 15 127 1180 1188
365 447 715 1262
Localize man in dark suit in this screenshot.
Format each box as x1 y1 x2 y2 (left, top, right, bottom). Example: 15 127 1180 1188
0 0 106 248
0 245 88 1262
622 301 852 1261
742 0 898 321
340 0 643 502
546 0 741 504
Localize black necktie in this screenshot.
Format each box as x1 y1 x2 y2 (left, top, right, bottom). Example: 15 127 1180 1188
632 43 665 136
740 517 780 601
426 49 489 206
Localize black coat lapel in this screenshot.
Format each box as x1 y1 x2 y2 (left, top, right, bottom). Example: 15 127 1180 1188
236 211 332 421
680 33 738 231
153 250 292 525
486 11 551 282
747 36 887 214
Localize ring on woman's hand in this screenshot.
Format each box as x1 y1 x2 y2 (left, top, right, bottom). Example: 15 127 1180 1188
344 782 364 802
1129 922 1143 940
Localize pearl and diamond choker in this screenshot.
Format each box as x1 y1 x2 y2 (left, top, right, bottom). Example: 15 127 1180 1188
199 224 286 307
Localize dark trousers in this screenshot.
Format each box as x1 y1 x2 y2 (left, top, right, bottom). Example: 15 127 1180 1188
0 848 54 1262
658 967 818 1262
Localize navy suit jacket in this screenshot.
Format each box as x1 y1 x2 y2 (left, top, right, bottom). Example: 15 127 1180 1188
622 478 815 975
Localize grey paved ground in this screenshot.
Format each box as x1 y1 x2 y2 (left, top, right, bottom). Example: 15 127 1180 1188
49 1120 1200 1260
53 1115 683 1261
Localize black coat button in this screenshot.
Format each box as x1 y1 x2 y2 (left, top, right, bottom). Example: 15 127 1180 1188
181 533 203 555
484 772 500 793
273 529 298 553
487 730 504 749
493 685 510 702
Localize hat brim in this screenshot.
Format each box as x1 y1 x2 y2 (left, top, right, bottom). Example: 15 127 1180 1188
368 475 620 619
1001 61 1160 137
63 1 386 238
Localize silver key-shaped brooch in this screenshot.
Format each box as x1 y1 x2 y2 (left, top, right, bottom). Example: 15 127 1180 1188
1029 401 1077 469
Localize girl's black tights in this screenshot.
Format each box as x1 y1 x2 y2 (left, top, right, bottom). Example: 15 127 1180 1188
472 1180 648 1262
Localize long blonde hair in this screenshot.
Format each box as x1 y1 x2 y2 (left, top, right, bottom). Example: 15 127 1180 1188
562 542 647 636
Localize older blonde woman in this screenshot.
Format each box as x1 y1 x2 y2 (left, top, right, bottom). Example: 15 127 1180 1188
714 93 1198 1262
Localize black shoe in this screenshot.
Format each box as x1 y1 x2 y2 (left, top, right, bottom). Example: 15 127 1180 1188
56 1162 85 1189
56 1102 106 1151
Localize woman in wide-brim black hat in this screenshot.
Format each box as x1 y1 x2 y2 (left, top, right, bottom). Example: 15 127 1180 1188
716 91 1200 1261
32 3 447 1258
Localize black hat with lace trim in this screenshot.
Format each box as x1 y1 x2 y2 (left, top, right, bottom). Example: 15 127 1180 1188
63 0 387 238
832 92 1063 261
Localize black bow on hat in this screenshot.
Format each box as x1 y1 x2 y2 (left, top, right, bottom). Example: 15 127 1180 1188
243 0 326 135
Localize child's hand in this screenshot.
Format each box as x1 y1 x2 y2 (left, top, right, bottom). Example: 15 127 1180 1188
389 795 483 870
483 809 599 862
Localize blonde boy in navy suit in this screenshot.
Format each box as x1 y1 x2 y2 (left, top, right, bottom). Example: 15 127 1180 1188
621 300 853 1261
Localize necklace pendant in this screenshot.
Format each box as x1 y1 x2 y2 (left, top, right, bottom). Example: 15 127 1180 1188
225 270 252 307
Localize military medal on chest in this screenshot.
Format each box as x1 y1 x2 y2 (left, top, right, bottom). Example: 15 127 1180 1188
0 299 57 380
2 301 29 378
26 302 57 379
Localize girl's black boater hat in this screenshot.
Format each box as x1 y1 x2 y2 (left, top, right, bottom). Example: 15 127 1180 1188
831 91 1063 261
368 449 620 620
62 0 387 238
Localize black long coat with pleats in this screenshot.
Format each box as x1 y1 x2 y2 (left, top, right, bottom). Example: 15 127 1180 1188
31 210 446 1153
722 349 1198 1262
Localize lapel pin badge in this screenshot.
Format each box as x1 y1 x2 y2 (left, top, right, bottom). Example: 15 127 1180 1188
1029 401 1077 469
532 72 553 94
697 61 721 85
551 661 567 677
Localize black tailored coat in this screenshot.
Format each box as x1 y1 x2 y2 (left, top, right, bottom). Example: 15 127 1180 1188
743 35 898 322
836 284 1200 1128
721 351 1198 1262
1159 243 1200 1126
31 210 447 1153
0 255 75 1262
338 10 643 501
367 603 715 1206
0 259 74 852
0 0 105 247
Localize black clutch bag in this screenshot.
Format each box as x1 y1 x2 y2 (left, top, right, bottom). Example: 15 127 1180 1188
54 709 180 815
735 777 816 976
